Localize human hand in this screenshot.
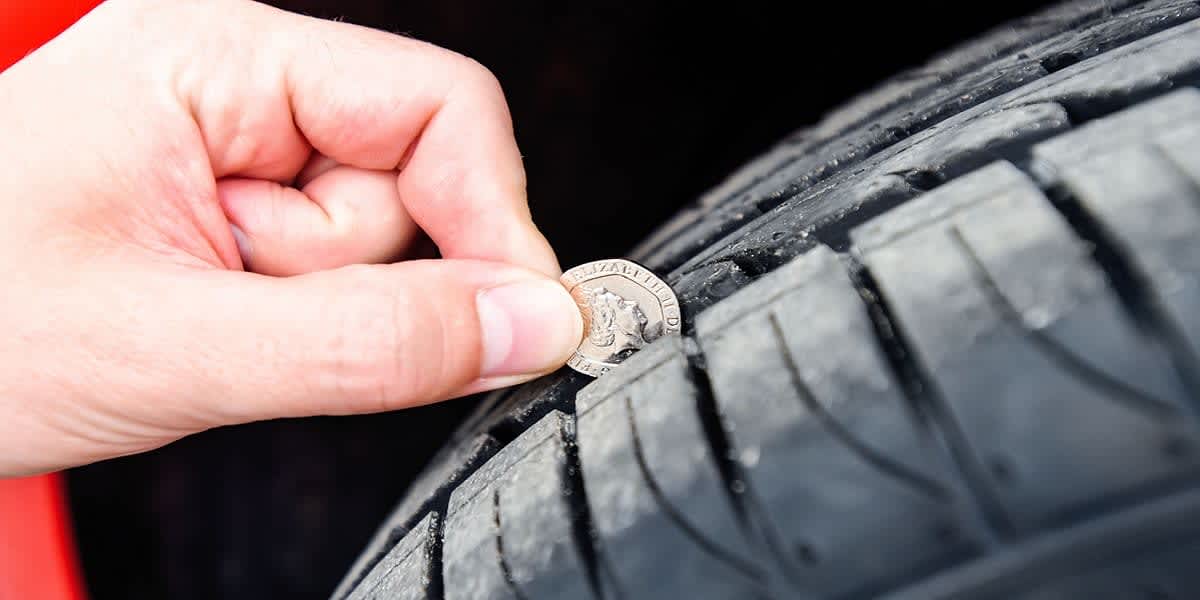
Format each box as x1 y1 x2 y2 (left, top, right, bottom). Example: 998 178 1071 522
0 0 583 477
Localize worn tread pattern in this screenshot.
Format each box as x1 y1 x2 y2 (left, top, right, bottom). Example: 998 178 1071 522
331 434 500 600
574 337 768 599
1033 90 1200 400
881 489 1200 600
695 247 984 598
851 155 1200 533
345 512 441 600
440 411 597 600
336 4 1200 600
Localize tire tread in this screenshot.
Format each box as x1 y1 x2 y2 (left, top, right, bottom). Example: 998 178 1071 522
335 5 1200 599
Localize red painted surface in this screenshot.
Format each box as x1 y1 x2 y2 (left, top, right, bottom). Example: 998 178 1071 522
0 1 103 73
0 475 88 600
1 4 102 600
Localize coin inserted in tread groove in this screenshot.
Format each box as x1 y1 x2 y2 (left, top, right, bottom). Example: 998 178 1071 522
560 258 682 377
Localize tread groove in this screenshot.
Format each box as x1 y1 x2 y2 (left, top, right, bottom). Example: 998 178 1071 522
560 413 623 600
429 510 446 600
766 311 955 503
946 225 1183 420
621 394 767 583
845 257 1017 542
683 338 809 584
492 490 531 600
1029 159 1200 419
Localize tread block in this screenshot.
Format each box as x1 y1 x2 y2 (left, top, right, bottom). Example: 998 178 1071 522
819 0 1178 135
1017 540 1200 600
443 412 591 600
1010 19 1200 114
1034 90 1200 368
1033 89 1200 165
346 512 439 600
747 65 1052 213
1014 537 1200 600
851 161 1199 532
872 103 1071 181
696 246 978 598
332 433 499 600
674 100 1071 276
575 337 763 599
643 58 1050 274
669 259 755 321
676 174 908 274
1017 0 1200 77
883 489 1200 600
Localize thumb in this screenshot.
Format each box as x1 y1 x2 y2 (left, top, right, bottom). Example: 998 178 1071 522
175 260 582 424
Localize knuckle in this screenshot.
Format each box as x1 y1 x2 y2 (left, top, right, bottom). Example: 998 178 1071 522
321 268 411 406
451 54 506 100
322 268 453 409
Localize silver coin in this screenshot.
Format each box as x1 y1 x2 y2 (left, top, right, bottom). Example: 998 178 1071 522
560 258 681 377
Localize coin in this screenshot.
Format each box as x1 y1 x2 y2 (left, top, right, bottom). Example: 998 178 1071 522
559 258 682 377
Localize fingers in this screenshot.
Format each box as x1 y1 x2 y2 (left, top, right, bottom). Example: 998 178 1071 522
277 18 561 275
391 70 562 276
177 259 582 423
216 165 420 276
168 0 561 277
295 153 340 188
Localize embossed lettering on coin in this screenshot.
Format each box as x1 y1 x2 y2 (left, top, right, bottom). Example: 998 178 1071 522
560 258 681 377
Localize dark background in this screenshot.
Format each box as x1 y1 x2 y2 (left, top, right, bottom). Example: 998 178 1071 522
67 1 1050 598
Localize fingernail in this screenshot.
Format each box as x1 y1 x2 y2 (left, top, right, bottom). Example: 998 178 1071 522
476 279 583 377
230 224 252 264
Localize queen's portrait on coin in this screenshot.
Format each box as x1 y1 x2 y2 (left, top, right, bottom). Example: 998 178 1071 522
581 286 651 361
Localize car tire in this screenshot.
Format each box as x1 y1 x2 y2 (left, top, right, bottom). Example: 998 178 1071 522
335 2 1200 598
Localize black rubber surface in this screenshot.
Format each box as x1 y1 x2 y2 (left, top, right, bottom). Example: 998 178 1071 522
335 2 1200 598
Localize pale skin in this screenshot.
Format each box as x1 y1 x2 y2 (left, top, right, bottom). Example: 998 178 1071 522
0 0 584 477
